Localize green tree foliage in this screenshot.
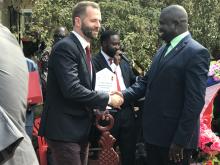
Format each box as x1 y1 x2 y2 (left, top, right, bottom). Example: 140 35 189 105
32 0 75 43
97 0 161 69
32 0 220 70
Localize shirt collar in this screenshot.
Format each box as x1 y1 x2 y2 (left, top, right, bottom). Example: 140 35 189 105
101 49 118 71
170 31 189 48
72 31 90 50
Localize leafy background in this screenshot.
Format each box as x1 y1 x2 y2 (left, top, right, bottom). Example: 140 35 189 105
31 0 220 72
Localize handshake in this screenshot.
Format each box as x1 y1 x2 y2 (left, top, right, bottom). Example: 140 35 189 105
108 91 124 109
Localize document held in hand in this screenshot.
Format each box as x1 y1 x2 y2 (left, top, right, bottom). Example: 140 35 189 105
27 71 43 104
95 68 116 93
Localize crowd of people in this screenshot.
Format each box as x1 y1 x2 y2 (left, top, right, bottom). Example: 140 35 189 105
0 1 215 165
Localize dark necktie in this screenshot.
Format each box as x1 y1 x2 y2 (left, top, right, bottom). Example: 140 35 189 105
163 43 171 57
85 46 92 75
159 43 170 63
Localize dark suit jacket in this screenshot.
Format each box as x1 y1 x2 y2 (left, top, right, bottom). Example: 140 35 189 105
92 51 136 89
123 35 210 149
39 33 109 142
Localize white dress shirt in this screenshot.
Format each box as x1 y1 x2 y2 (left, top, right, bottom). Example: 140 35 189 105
101 50 126 91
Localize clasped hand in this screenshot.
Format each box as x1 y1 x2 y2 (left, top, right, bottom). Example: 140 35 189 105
108 91 124 109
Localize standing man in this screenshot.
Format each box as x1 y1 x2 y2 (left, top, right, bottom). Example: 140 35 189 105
120 5 210 165
92 30 137 165
0 24 39 164
38 1 122 165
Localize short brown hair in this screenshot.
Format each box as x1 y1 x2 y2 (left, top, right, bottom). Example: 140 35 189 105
72 1 100 25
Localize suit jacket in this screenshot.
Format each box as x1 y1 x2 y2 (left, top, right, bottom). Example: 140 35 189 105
39 33 109 142
92 51 136 89
123 34 210 149
0 24 39 165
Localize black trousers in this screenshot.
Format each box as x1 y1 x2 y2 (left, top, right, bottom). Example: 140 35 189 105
47 139 89 165
145 143 192 165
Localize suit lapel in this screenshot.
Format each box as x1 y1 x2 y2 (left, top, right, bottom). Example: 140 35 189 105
70 33 92 85
120 62 130 88
147 46 166 85
158 38 189 70
149 35 191 85
100 52 113 72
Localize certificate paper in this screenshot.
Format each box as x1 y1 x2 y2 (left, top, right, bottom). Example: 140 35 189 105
95 68 115 93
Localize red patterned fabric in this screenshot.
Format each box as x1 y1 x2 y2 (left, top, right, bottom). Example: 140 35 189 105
199 83 220 154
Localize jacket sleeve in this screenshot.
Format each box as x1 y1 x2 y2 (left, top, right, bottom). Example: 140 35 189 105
123 72 148 104
51 42 109 109
172 48 210 147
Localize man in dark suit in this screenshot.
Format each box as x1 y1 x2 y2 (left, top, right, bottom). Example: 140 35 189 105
117 5 210 165
38 2 123 165
92 30 137 165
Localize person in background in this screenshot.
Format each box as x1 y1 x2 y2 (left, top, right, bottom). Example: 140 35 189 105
22 33 41 139
92 30 137 165
117 5 210 165
52 26 68 45
25 58 39 139
38 26 68 101
38 2 123 165
0 23 39 164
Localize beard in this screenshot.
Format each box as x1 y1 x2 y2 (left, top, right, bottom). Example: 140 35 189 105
81 22 99 40
159 30 168 41
159 29 175 43
107 47 117 58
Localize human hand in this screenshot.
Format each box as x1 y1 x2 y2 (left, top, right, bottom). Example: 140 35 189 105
169 143 183 163
110 91 123 97
113 50 122 66
108 91 124 109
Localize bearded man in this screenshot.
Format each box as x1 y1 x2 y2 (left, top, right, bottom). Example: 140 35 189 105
38 1 123 165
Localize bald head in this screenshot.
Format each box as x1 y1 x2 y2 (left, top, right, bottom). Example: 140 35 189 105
53 26 68 44
159 5 188 42
162 5 188 25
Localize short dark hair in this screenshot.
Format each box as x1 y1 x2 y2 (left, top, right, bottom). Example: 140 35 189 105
100 30 119 45
72 1 100 25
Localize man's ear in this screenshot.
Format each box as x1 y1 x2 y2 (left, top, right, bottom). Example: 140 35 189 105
74 17 81 28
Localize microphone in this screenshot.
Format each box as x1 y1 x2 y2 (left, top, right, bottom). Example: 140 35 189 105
119 52 130 63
